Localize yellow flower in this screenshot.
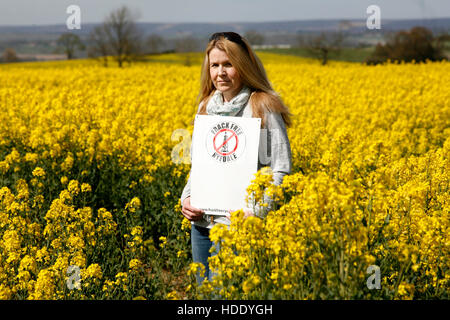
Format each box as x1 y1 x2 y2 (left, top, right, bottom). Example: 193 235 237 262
129 259 143 272
60 176 69 185
125 197 141 213
187 262 205 277
67 180 80 196
83 264 103 280
32 167 46 178
166 291 179 300
0 161 10 174
19 255 37 273
159 236 167 248
67 235 85 251
115 272 128 290
81 183 92 193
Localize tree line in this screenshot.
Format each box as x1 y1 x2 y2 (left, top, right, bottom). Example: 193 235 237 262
1 5 448 66
295 26 448 65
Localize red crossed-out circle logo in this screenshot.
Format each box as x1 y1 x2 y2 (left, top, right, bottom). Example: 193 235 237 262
206 121 245 163
213 128 238 156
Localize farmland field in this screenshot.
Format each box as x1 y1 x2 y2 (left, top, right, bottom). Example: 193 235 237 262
0 52 449 299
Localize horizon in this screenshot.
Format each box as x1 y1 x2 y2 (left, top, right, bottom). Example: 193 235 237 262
1 0 449 26
1 16 449 28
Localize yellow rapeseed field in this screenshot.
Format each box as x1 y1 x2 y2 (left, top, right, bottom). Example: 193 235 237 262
0 52 449 299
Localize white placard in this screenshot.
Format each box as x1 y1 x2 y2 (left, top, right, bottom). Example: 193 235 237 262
190 115 261 215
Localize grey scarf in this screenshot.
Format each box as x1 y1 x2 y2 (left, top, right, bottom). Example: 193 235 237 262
206 85 252 116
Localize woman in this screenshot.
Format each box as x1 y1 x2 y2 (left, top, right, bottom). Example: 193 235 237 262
180 31 292 283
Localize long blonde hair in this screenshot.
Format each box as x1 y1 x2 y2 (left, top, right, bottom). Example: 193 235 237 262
197 33 292 128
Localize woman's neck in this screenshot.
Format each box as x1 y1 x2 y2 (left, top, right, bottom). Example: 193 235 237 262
222 85 244 103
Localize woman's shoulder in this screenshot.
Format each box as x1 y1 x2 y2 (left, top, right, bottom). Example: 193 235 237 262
264 110 287 129
197 99 207 113
252 90 285 110
197 102 203 113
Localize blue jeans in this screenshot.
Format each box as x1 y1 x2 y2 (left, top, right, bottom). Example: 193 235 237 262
191 224 219 284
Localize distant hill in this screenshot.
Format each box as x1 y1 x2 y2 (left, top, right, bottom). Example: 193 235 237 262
1 18 449 59
1 17 449 37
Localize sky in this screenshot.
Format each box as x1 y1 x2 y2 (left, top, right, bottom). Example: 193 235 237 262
0 0 449 26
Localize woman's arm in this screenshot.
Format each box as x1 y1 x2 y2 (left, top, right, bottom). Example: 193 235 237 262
180 172 191 206
267 111 292 186
180 103 203 206
250 111 292 217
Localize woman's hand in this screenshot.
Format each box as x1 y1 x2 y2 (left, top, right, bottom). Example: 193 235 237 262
181 197 204 221
243 208 255 218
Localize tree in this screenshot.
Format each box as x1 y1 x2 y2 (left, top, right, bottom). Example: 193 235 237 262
366 26 447 64
87 25 110 67
2 48 18 63
435 32 450 59
146 34 165 54
244 30 265 46
57 33 85 60
297 31 345 65
95 6 143 67
174 36 198 66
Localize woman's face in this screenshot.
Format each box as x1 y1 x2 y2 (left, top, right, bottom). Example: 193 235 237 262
209 47 243 102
